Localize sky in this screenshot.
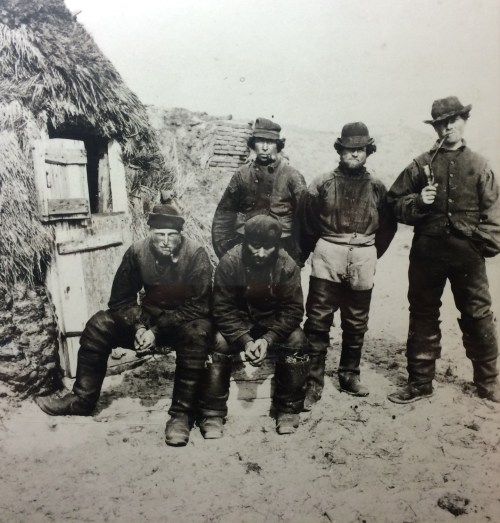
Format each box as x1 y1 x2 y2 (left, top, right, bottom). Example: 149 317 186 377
65 0 500 143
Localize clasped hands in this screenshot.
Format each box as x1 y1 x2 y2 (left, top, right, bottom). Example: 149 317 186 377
244 338 269 367
134 327 156 356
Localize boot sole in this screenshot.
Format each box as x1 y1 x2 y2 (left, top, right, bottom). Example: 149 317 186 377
387 392 433 404
165 436 189 447
340 388 369 397
202 431 223 439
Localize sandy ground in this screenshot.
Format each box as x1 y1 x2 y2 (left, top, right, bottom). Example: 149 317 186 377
1 227 499 523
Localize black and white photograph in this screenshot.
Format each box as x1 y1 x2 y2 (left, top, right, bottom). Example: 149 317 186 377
0 0 499 521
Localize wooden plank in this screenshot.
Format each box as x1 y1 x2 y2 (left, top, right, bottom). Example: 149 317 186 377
45 149 87 166
108 140 128 213
47 198 89 216
64 336 80 377
57 233 123 255
98 149 112 213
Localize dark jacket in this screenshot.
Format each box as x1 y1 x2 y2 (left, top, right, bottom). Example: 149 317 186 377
212 157 307 259
213 245 304 348
388 142 500 257
108 236 212 331
302 165 397 259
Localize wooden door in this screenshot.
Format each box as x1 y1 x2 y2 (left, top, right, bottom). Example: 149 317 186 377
34 137 133 376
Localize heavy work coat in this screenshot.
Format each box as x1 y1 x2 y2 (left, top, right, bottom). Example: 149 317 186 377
213 245 304 348
212 157 307 260
107 236 213 332
388 142 500 257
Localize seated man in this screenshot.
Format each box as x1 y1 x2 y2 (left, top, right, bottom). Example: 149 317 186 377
36 200 213 447
199 215 309 438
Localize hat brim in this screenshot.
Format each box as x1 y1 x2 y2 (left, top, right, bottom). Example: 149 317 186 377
424 104 472 124
334 137 374 149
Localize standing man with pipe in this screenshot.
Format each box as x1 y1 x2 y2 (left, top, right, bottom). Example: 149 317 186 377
387 96 500 403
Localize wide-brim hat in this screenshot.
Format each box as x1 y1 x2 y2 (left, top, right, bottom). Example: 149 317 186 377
147 197 184 231
334 121 374 149
424 96 472 125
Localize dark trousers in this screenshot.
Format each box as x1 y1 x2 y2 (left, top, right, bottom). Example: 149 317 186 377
304 277 372 366
79 310 212 415
200 326 309 415
407 232 497 364
81 310 211 368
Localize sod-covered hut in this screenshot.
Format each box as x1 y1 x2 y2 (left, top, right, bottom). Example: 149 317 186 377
0 0 168 398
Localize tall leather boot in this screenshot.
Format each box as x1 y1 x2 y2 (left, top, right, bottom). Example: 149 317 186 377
388 317 440 404
459 315 500 402
36 346 108 416
338 336 368 397
198 353 233 439
165 363 205 446
274 355 309 435
338 288 372 396
303 332 328 411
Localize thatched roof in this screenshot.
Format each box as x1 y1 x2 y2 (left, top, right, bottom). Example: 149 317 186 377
0 0 168 290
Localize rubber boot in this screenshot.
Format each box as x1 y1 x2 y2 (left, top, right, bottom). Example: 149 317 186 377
273 355 309 435
303 332 328 411
458 315 499 402
36 347 108 416
338 333 368 397
387 359 435 404
198 353 233 439
165 364 204 447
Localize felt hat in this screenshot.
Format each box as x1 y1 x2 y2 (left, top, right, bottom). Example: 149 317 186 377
424 96 472 125
334 122 374 149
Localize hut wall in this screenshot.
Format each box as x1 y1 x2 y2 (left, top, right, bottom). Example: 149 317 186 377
0 284 60 400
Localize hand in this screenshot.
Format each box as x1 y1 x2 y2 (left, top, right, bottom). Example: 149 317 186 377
134 328 156 355
249 338 269 367
420 184 438 205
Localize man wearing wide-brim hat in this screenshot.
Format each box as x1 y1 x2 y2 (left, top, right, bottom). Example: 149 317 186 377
387 96 500 404
36 198 213 446
301 122 397 408
212 117 307 265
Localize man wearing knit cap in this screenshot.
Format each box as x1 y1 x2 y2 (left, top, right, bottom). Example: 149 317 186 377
212 117 307 265
199 215 310 437
301 122 396 408
36 198 213 446
387 96 500 404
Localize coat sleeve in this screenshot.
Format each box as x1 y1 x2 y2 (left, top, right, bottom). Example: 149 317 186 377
262 261 304 347
213 257 253 347
107 246 144 329
374 181 398 258
155 248 213 330
212 172 242 259
289 169 309 263
299 177 323 261
475 164 500 257
388 161 430 225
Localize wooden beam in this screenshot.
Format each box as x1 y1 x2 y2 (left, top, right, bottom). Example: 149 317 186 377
57 233 123 255
47 198 89 216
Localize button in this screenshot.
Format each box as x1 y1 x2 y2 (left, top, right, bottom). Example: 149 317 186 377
450 161 455 165
450 174 454 178
448 212 452 216
448 198 453 203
